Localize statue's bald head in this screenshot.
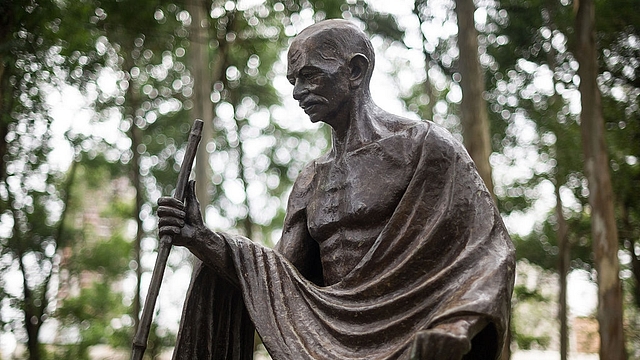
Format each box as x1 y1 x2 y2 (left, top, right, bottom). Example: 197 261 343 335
288 19 375 87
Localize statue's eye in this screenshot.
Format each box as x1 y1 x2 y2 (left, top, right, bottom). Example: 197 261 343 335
303 72 322 83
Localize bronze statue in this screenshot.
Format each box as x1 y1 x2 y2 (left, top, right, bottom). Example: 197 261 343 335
158 19 515 360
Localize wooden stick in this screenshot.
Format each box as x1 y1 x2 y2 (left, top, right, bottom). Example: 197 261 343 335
131 119 204 360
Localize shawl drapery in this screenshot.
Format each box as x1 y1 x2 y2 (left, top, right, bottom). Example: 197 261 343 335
172 122 515 360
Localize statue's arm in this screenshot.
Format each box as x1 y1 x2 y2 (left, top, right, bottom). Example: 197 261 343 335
411 316 490 359
157 180 240 287
274 210 323 286
274 164 324 286
433 316 487 337
182 229 240 287
158 163 322 287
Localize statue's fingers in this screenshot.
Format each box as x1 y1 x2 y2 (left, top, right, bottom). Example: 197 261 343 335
157 205 186 219
158 216 185 228
157 196 185 210
185 180 204 226
159 225 182 237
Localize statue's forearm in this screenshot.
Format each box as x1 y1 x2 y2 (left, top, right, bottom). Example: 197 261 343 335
184 227 240 287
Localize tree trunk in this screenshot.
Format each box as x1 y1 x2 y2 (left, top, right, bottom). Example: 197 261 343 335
454 0 495 198
555 183 570 360
0 61 8 183
14 155 77 360
632 238 640 308
413 1 436 121
624 204 640 308
237 131 254 240
187 0 214 214
121 49 145 333
575 1 627 359
130 119 144 333
544 5 570 358
455 1 504 357
17 244 42 360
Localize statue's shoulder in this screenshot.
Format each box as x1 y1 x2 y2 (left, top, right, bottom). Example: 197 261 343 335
297 161 316 186
288 160 317 207
384 118 474 168
376 115 431 150
421 120 472 158
393 118 458 147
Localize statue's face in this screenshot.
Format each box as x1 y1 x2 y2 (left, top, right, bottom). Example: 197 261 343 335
286 39 351 127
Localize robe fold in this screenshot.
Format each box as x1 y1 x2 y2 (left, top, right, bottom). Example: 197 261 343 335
172 121 515 360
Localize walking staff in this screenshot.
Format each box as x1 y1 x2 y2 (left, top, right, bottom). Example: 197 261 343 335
131 119 203 360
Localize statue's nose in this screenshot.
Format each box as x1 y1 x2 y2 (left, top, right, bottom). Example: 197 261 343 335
292 79 308 101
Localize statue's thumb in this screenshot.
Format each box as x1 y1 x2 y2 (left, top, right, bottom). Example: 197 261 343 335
185 180 203 225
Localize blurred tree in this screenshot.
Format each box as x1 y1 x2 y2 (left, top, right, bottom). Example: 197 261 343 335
592 0 640 356
0 0 192 357
186 0 215 214
188 0 299 242
0 1 105 358
454 0 494 196
410 0 437 122
407 0 462 134
53 159 133 359
596 0 640 299
487 0 640 357
78 0 193 343
576 0 626 358
485 1 586 358
407 0 495 195
510 261 556 352
485 0 640 358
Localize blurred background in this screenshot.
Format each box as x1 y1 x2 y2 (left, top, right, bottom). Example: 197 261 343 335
0 0 638 359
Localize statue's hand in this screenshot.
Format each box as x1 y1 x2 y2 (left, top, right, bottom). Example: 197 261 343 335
157 180 204 246
410 328 471 360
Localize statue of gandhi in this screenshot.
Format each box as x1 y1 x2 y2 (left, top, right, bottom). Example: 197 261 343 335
158 19 515 360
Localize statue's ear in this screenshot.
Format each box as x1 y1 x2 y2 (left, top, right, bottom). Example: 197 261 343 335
348 53 369 89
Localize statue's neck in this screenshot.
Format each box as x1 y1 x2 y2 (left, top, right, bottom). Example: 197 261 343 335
330 92 383 160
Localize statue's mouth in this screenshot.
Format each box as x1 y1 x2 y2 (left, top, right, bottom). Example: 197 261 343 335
302 104 317 114
300 99 324 113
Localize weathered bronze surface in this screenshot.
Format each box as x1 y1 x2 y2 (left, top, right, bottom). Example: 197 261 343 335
158 19 515 360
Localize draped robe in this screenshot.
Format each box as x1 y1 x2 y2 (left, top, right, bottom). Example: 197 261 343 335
172 121 515 360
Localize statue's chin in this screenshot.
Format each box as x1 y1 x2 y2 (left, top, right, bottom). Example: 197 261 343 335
304 110 323 123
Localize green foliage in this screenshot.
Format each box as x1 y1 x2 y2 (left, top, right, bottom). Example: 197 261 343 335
0 0 120 355
514 332 551 351
513 211 593 272
77 235 132 278
397 0 640 354
55 281 130 359
510 261 558 352
485 0 640 355
402 0 460 129
52 160 138 355
624 290 640 359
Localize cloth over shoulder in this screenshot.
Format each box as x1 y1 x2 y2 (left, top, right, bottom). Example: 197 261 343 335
172 122 515 360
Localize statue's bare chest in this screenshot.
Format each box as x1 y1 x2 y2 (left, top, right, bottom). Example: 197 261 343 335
306 141 418 242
